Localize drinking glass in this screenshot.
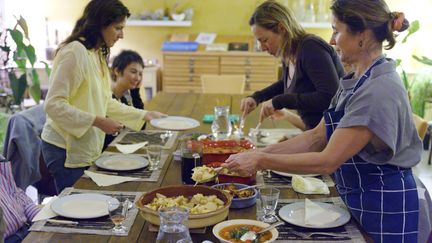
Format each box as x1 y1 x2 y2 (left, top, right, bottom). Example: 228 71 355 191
107 196 129 234
259 186 280 223
146 145 163 171
180 139 203 185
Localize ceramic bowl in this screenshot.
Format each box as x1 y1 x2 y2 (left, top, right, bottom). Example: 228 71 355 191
171 13 186 21
212 219 279 243
135 185 231 228
212 183 257 209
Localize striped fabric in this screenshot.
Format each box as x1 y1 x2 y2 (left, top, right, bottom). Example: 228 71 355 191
0 162 40 239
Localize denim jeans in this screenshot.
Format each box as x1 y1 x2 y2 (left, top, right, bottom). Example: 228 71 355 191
4 223 29 243
41 141 87 193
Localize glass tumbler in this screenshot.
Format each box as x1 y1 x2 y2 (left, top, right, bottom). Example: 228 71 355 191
146 145 163 171
107 196 129 234
259 186 280 223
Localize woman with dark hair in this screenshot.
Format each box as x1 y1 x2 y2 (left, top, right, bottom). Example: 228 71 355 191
241 0 344 130
224 0 421 242
41 0 165 193
103 50 146 149
111 50 145 109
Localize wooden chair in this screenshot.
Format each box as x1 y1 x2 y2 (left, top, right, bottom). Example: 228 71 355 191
201 75 246 94
413 114 428 140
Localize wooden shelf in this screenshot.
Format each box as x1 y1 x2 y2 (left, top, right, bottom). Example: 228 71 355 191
126 20 192 27
300 22 331 29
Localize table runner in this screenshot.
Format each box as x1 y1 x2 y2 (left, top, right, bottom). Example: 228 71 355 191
256 197 365 242
256 171 335 188
29 188 142 236
86 151 169 182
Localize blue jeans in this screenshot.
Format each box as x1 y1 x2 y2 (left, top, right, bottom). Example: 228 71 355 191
5 223 29 243
41 141 87 194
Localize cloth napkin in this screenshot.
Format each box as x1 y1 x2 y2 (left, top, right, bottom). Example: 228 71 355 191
32 196 58 222
304 198 341 226
84 170 140 186
292 175 330 194
115 141 148 154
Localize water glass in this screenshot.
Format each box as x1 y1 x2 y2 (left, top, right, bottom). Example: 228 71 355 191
107 196 129 234
147 145 162 171
259 186 280 223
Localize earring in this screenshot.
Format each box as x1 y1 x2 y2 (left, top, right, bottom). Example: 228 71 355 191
359 40 363 48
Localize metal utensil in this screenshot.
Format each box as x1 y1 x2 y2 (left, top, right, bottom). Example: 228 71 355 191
235 184 260 192
240 221 284 242
291 231 349 239
193 167 223 186
47 219 79 225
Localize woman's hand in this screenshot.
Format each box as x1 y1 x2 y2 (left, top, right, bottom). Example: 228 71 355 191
93 116 124 135
144 111 167 121
240 97 257 116
259 100 276 122
221 151 264 176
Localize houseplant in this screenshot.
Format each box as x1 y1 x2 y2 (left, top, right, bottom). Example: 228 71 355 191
0 15 49 108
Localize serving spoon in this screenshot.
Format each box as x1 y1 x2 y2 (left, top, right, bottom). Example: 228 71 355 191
240 221 284 242
193 167 223 186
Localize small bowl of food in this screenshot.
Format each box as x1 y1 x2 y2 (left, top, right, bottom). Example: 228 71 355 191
212 183 257 209
213 219 278 243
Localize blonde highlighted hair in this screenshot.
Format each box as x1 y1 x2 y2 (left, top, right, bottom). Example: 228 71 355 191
249 0 308 62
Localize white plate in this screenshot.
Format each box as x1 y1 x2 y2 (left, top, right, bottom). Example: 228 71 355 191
212 219 278 243
279 202 350 228
272 170 320 177
95 154 149 171
51 193 118 219
150 116 200 131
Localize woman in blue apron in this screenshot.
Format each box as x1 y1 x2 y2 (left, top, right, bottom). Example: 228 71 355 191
222 1 421 242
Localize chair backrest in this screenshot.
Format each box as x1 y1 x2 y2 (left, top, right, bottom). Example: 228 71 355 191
413 114 428 140
201 75 246 94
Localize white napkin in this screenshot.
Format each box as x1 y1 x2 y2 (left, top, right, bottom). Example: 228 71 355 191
292 175 330 194
304 198 341 226
115 141 148 154
32 196 58 222
84 170 140 186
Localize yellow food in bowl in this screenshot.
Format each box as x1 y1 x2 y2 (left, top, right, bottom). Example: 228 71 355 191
144 193 225 214
192 166 217 183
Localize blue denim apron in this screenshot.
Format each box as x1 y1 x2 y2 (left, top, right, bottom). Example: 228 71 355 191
323 59 419 243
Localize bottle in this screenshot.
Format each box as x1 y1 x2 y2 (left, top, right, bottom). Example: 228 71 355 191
156 207 192 243
211 106 232 140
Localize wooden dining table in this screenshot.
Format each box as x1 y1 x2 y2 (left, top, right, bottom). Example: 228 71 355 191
23 92 372 243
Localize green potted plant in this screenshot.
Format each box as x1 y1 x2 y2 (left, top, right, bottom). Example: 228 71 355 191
0 15 50 108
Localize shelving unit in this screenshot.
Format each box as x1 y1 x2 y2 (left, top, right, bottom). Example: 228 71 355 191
300 22 331 29
126 20 192 27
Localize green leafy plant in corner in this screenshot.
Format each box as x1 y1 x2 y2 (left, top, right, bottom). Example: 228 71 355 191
3 16 45 106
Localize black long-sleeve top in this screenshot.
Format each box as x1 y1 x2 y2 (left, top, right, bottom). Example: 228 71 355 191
251 35 345 129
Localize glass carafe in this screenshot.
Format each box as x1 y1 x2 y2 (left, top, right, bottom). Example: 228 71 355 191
211 106 232 140
156 207 192 243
